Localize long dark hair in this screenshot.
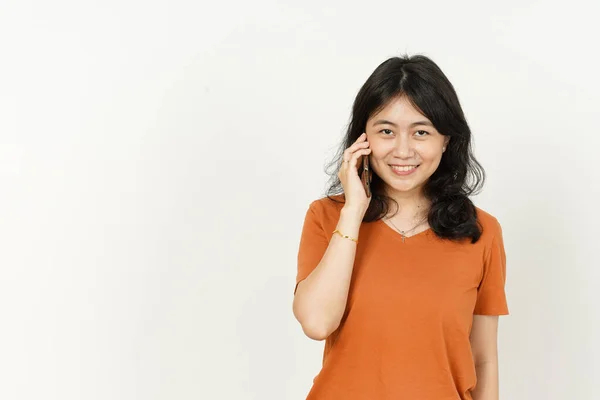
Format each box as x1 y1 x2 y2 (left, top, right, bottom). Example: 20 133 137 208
325 54 485 243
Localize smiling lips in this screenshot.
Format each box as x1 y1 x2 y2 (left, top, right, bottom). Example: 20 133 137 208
390 164 419 176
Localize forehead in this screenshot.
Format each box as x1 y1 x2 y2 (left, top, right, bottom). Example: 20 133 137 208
368 96 428 124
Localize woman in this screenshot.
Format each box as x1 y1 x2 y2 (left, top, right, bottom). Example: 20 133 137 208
292 54 509 400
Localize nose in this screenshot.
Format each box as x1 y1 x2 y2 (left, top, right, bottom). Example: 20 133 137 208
392 133 414 159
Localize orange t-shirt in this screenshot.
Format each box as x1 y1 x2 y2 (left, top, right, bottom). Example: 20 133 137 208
295 195 509 400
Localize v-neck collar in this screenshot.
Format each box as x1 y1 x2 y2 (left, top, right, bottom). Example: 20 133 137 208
376 218 433 244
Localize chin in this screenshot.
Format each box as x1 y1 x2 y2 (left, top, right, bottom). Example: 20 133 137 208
385 179 419 192
391 185 421 193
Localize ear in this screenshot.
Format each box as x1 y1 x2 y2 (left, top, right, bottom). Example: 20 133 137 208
443 136 450 152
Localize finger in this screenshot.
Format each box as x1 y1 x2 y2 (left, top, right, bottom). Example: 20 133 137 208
352 133 368 147
353 132 367 144
348 148 372 169
343 139 369 161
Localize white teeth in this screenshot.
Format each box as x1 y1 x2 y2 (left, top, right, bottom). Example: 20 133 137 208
391 165 417 172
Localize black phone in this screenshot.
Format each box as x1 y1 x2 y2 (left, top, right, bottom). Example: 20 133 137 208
360 155 372 197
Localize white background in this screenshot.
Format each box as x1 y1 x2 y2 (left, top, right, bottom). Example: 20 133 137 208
1 0 599 399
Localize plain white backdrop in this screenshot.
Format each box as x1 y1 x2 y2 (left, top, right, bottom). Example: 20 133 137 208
1 0 599 399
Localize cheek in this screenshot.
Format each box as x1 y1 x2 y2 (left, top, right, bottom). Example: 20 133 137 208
414 143 443 162
368 145 389 174
368 140 390 158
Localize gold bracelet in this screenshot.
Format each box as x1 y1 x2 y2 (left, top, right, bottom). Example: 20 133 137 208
332 229 358 243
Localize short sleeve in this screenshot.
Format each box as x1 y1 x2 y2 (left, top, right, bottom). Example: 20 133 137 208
294 201 330 294
473 219 509 315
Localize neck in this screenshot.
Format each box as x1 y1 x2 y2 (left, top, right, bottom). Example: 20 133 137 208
385 187 430 219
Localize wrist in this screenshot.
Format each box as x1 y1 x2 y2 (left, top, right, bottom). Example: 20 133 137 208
341 205 367 220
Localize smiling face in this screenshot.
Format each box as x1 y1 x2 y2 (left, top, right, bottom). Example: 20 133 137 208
365 95 450 198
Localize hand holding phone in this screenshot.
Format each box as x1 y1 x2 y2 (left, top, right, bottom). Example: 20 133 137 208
359 154 372 198
339 133 372 210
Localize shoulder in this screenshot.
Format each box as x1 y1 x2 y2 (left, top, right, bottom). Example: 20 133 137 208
474 206 503 241
305 194 346 228
307 194 346 214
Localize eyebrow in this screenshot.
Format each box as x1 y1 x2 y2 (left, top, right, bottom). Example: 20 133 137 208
372 119 434 128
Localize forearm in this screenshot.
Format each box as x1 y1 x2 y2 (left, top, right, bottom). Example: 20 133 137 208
471 361 499 400
293 206 365 340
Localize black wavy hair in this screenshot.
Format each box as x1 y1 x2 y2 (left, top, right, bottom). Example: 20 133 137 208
325 54 485 243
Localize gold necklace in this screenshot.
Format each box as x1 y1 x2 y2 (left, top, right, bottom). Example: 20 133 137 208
385 215 428 243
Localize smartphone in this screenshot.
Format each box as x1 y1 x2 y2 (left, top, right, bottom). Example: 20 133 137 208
359 155 372 197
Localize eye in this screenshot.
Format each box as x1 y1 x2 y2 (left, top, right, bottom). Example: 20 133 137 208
379 129 393 135
415 130 430 137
